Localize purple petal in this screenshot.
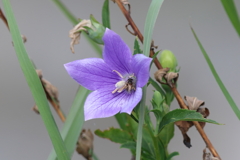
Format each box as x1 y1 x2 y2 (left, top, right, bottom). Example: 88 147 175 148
132 54 152 87
64 58 119 90
84 87 142 120
102 29 132 75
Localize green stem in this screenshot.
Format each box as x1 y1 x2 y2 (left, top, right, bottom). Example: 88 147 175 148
136 86 147 160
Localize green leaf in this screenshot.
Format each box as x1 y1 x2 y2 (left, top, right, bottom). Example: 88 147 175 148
143 0 164 57
134 37 143 55
150 50 160 68
2 1 70 159
158 123 174 148
102 0 111 29
115 113 129 130
121 141 136 150
95 127 134 144
166 152 179 160
48 87 91 160
158 109 221 133
148 77 166 96
220 0 240 37
191 27 240 120
52 0 102 55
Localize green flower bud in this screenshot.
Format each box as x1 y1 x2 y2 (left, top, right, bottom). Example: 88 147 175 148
159 50 178 72
85 15 106 45
152 90 164 110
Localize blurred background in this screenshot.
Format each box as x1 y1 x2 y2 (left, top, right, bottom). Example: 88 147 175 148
0 0 240 159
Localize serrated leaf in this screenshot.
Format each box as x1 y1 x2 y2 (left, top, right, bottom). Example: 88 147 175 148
158 109 221 133
102 0 111 29
191 27 240 120
2 1 70 159
48 87 91 160
220 0 240 37
95 127 133 144
134 37 143 55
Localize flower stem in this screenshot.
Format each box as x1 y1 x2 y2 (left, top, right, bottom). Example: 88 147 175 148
136 86 147 160
114 1 221 159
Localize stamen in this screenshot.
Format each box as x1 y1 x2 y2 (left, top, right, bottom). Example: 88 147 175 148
113 70 123 78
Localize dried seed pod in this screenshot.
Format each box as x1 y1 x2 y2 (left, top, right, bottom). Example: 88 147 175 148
154 68 169 83
76 129 94 160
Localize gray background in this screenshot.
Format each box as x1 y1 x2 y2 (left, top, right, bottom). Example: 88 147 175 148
0 0 239 159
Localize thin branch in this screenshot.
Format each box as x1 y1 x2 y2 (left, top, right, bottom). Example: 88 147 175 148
114 0 221 159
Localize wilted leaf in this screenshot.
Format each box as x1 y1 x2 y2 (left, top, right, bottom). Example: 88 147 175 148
76 129 94 160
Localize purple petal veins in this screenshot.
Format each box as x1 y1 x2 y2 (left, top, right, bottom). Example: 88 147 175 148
64 28 151 120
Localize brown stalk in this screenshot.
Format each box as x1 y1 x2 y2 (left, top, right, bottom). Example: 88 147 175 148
114 0 221 159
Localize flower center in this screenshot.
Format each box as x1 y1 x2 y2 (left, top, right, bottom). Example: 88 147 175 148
112 70 136 94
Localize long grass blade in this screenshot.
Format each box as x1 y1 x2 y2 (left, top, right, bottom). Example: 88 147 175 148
135 1 165 159
220 0 240 37
135 86 147 160
102 0 111 29
191 26 240 120
143 0 164 57
2 0 70 159
48 87 91 160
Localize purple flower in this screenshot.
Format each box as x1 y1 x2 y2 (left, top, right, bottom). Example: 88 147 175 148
64 29 151 120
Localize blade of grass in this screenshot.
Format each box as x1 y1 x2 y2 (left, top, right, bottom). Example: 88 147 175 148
102 0 111 29
143 0 164 57
191 26 240 120
220 0 240 37
135 86 147 160
48 87 91 160
52 0 102 55
2 0 70 159
136 1 165 159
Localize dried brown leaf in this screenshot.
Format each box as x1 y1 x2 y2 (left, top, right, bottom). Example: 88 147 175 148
175 121 193 148
76 129 94 160
69 19 92 53
203 148 220 160
21 35 27 43
32 105 40 114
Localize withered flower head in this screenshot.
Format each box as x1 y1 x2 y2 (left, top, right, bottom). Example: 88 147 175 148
164 72 178 87
76 129 94 160
69 19 92 53
175 96 210 148
154 68 169 83
203 148 220 160
184 96 205 110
